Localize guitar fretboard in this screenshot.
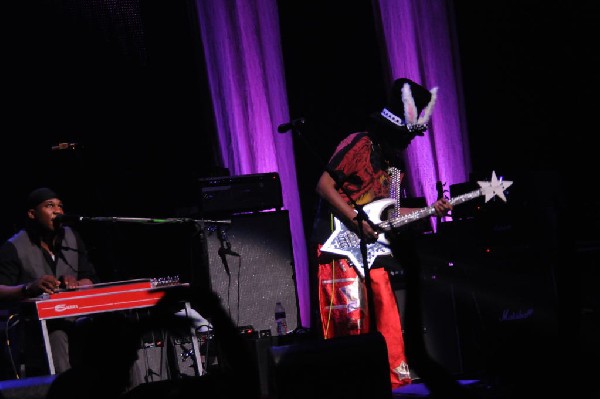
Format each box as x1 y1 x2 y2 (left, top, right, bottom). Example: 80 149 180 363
378 188 482 231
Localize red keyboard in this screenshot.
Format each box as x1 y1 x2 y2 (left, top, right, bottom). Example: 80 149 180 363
35 279 187 320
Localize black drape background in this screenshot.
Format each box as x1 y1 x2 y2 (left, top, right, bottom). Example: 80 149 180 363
2 0 218 223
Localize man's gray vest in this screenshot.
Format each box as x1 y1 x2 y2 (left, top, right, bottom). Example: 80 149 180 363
9 227 79 283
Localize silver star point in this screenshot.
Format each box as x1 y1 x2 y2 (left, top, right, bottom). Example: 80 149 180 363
477 170 513 202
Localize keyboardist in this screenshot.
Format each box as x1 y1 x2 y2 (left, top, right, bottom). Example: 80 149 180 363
0 187 99 375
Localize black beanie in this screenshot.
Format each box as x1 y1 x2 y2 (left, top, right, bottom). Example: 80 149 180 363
26 187 59 210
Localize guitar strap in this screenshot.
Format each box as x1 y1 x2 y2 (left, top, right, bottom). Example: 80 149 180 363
388 166 402 218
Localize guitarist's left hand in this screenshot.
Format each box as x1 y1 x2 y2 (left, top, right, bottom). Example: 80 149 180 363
432 197 452 217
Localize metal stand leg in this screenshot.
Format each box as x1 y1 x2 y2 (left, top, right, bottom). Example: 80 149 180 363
40 320 55 375
184 302 203 376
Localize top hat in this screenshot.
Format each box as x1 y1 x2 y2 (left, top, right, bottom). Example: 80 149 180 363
370 78 438 136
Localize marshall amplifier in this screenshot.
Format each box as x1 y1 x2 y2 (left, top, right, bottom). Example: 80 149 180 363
198 172 283 216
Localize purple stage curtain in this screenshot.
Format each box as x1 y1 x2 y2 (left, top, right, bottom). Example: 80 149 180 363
374 0 471 227
194 0 310 327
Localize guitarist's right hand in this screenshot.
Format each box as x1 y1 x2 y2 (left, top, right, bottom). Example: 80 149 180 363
317 171 379 242
348 218 379 243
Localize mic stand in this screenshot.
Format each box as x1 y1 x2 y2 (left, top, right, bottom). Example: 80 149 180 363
289 123 378 332
81 216 202 224
216 225 233 277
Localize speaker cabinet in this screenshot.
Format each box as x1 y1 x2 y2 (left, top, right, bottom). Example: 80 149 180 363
394 281 465 377
205 211 298 334
408 220 559 379
131 345 170 386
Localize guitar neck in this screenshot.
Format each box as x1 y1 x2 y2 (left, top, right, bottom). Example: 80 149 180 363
378 188 482 231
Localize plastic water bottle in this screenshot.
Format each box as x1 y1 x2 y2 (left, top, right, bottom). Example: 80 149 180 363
274 301 287 336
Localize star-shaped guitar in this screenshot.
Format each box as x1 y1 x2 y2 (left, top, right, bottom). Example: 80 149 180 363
321 170 513 278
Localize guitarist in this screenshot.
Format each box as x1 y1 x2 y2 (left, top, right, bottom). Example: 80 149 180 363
313 78 452 389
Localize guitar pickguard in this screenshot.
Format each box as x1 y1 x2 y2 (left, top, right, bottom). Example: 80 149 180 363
321 199 396 278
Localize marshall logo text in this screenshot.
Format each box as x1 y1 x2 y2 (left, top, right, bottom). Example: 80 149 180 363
499 308 534 322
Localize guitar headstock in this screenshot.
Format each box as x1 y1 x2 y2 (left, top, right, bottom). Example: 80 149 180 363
477 171 513 202
436 180 449 200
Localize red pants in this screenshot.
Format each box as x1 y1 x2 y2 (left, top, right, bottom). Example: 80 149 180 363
317 247 411 388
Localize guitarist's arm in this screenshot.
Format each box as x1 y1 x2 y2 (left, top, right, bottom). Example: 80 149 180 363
316 171 379 242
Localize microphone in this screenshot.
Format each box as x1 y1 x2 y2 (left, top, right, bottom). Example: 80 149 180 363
217 226 240 277
53 214 86 224
51 142 80 151
277 117 305 133
217 227 240 257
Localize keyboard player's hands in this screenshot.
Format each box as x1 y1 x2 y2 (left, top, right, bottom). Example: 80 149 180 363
27 275 61 297
60 275 78 289
57 276 93 289
77 278 94 287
